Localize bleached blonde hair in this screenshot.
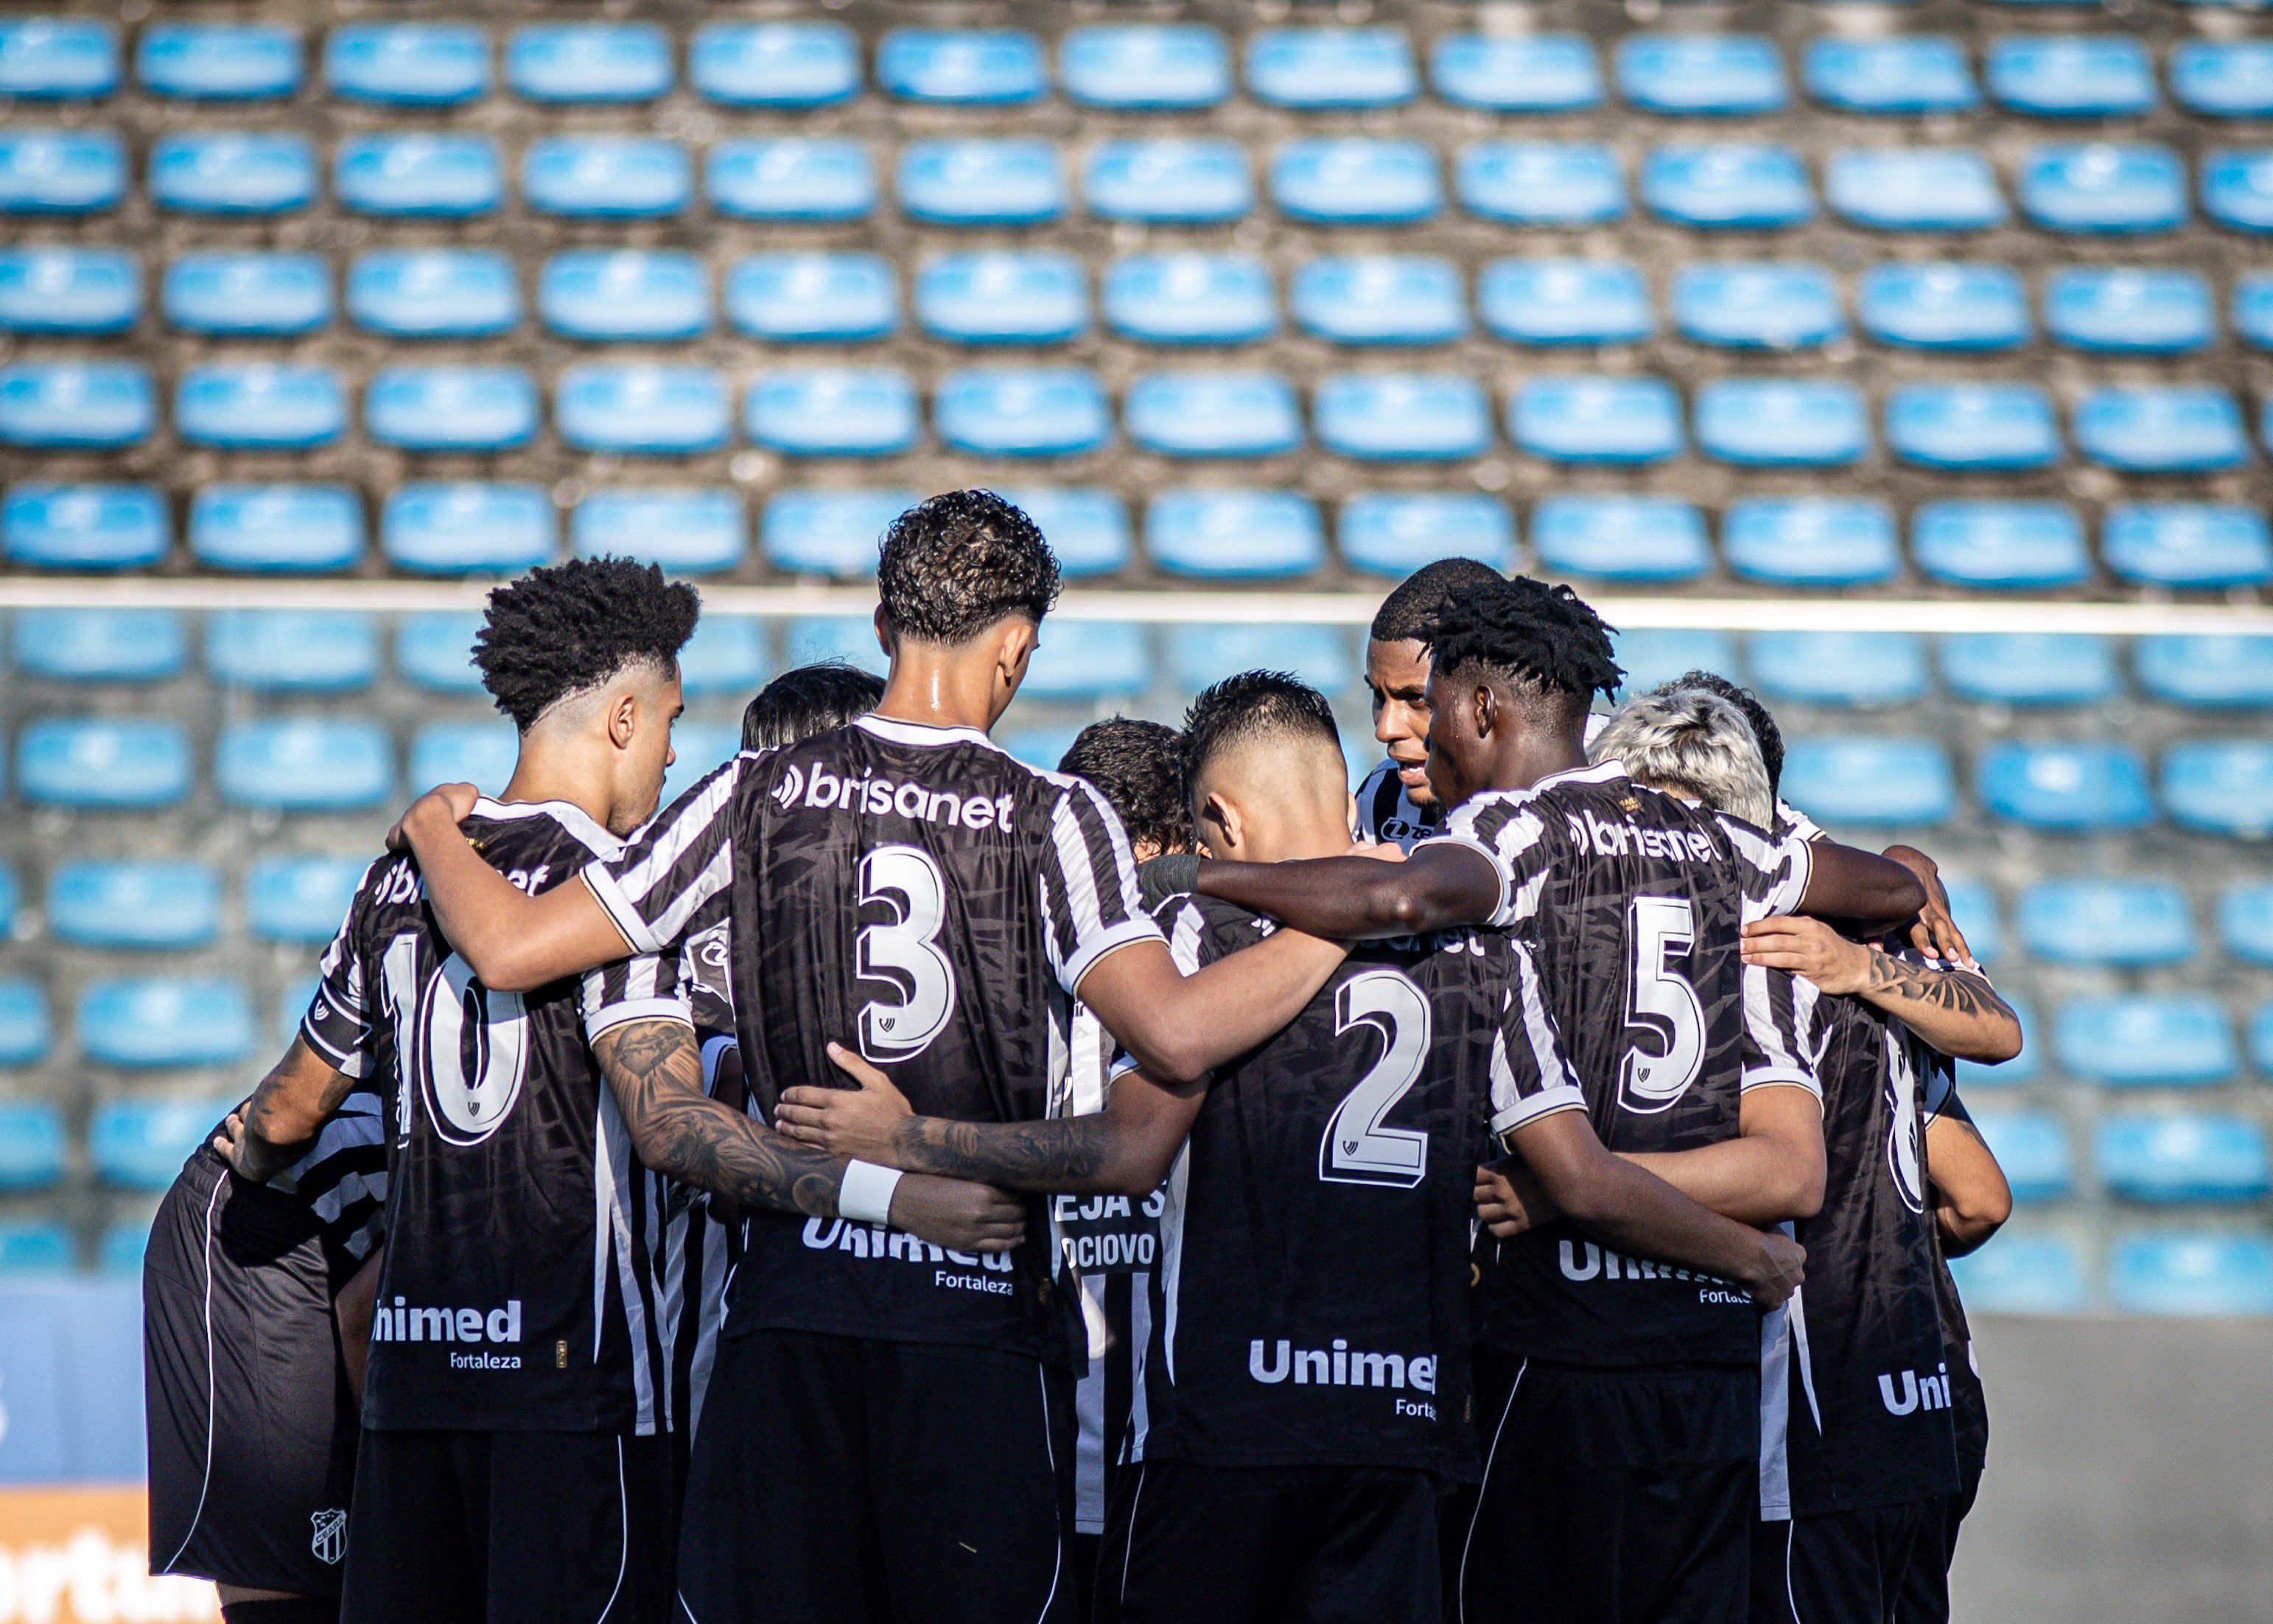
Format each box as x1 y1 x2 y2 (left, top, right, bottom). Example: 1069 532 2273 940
1587 690 1774 827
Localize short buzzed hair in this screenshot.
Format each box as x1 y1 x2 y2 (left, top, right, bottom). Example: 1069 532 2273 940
1180 671 1342 787
1588 690 1773 827
1370 557 1507 645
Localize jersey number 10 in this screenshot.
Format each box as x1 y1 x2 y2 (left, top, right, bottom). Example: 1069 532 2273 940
381 935 531 1147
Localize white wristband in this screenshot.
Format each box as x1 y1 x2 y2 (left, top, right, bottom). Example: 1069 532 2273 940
838 1160 904 1228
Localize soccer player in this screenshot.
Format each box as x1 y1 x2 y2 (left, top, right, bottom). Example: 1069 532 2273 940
383 492 1359 1624
741 659 887 752
1355 557 1507 851
774 671 1809 1624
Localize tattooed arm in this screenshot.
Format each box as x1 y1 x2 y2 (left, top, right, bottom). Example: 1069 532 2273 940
1741 915 2021 1063
214 1037 358 1182
590 1019 1028 1253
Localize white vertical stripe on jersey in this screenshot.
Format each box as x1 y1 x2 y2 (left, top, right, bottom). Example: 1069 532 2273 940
1074 1273 1110 1531
1155 1144 1192 1385
1757 1300 1793 1520
644 844 738 954
594 1091 663 1435
1507 941 1575 1096
1126 1278 1152 1460
1048 795 1108 958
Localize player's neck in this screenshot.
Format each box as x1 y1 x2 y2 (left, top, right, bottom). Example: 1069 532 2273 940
875 654 1003 735
1491 729 1589 794
498 745 618 833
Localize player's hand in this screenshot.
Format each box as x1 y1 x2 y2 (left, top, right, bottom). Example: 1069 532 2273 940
885 1175 1026 1254
1474 1157 1558 1238
385 782 480 853
775 1043 917 1164
210 1107 253 1175
1741 1231 1807 1310
1881 844 1971 965
1741 916 1874 996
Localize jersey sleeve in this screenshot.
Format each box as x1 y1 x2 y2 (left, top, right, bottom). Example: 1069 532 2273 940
1715 813 1816 923
1421 790 1556 931
580 947 693 1040
1104 894 1224 1082
1488 937 1589 1138
1040 777 1166 996
582 755 749 956
1740 963 1822 1101
1774 799 1826 844
297 857 389 1078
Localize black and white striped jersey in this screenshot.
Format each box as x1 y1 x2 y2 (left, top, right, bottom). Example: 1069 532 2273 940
1922 1070 1989 1485
662 925 744 1454
273 1085 388 1275
1440 761 1818 1368
1353 758 1440 853
299 797 690 1435
580 714 1161 1365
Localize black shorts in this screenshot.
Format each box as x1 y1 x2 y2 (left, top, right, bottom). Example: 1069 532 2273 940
1446 1351 1757 1624
676 1329 1076 1624
340 1427 674 1624
1094 1457 1440 1624
1751 1501 1930 1624
1893 1458 1982 1624
144 1149 357 1596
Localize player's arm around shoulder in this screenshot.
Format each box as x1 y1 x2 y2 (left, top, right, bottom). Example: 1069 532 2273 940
214 1037 359 1183
1740 913 2022 1064
1189 839 1502 942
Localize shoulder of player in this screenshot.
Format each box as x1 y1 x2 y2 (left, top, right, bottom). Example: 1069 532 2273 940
464 797 626 883
1147 890 1262 954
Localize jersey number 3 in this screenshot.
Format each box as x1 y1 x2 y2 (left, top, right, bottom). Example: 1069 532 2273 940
380 936 530 1147
856 845 956 1065
1319 969 1430 1189
1619 895 1705 1115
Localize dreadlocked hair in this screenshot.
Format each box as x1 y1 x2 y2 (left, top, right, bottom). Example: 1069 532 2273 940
876 489 1061 645
1654 670 1784 795
1369 556 1507 645
1180 670 1342 786
474 557 700 732
1057 718 1192 857
1425 576 1623 707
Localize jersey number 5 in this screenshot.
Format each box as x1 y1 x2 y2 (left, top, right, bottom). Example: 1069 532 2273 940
1619 895 1705 1115
1319 969 1430 1189
855 845 956 1065
380 936 530 1147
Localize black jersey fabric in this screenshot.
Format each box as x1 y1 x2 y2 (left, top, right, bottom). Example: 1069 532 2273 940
300 797 690 1435
581 715 1160 1367
1353 757 1440 853
1919 1074 1989 1486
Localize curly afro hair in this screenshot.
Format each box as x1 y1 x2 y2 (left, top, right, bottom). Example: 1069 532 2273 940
474 556 701 732
1180 670 1342 787
1426 577 1623 709
877 489 1061 645
1369 556 1507 645
1057 718 1192 857
742 662 886 752
1654 670 1784 795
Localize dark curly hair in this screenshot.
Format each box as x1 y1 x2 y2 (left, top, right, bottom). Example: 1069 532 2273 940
876 489 1061 645
1426 577 1622 713
1369 556 1507 645
1057 718 1192 857
1655 670 1784 795
474 557 701 732
742 662 886 752
1181 671 1342 786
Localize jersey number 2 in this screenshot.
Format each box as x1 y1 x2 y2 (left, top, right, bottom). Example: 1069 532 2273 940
381 936 530 1147
1319 969 1430 1189
856 845 956 1065
1619 895 1705 1114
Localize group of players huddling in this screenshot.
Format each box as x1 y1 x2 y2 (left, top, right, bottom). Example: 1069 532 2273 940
142 490 2017 1624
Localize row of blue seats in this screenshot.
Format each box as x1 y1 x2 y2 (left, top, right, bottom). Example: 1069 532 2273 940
7 19 2273 120
1978 1111 2272 1203
1951 993 2273 1085
1951 1230 2273 1315
7 128 2273 234
15 247 2273 357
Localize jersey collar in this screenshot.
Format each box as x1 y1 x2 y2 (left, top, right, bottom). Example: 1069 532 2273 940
1528 758 1629 794
855 713 1001 752
471 795 624 860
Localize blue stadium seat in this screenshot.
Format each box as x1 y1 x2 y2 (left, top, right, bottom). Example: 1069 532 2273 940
917 251 1088 344
935 369 1109 458
878 29 1043 104
136 22 299 99
507 23 670 102
176 363 342 450
13 609 186 682
1989 35 2155 117
2045 269 2212 354
1695 379 1866 467
524 137 689 218
1980 742 2153 831
409 721 516 798
10 715 180 808
0 128 125 213
1509 377 1681 464
0 1221 71 1275
1723 498 1897 586
539 250 708 343
2238 275 2273 349
208 609 376 692
1084 139 1250 225
1061 24 1228 110
1609 629 1739 698
277 973 321 1049
0 246 137 334
149 131 312 213
727 253 897 343
2105 505 2272 589
761 489 920 577
2136 637 2273 704
1001 725 1085 774
2163 741 2273 837
2020 144 2186 233
382 483 554 574
1126 372 1302 458
2 483 164 570
365 365 536 452
1971 1111 2073 1203
1858 263 2029 351
994 489 1130 577
1272 139 1439 225
348 248 516 339
572 488 743 573
2220 883 2273 965
218 719 391 811
708 138 875 221
1802 37 1976 114
1164 624 1353 697
1959 997 2036 1085
0 980 49 1067
2056 996 2237 1088
1913 500 2088 589
190 484 362 573
2017 878 2193 965
161 251 327 336
0 1102 63 1191
393 612 485 693
1943 878 2004 967
1642 144 1813 229
1292 256 1464 346
676 617 768 698
2074 387 2249 474
689 22 855 107
1315 374 1489 461
1457 142 1624 226
323 22 488 105
2256 1006 2273 1074
1779 738 1956 827
1824 149 2007 233
2109 1233 2273 1316
48 860 217 948
2172 41 2273 119
0 867 16 937
1941 633 2116 706
335 133 500 217
2202 149 2273 234
1950 1236 2089 1312
1021 621 1152 701
90 1096 239 1183
1529 496 1708 583
1102 253 1275 343
1146 491 1323 578
1672 263 1840 349
2101 1117 2269 1204
1432 32 1600 112
1477 259 1650 346
102 1221 148 1276
781 616 889 676
1247 27 1414 108
1617 35 1785 116
1888 386 2062 472
0 17 118 97
80 981 252 1066
1338 494 1513 577
899 139 1063 225
744 368 915 458
248 855 366 945
559 365 728 455
0 362 151 447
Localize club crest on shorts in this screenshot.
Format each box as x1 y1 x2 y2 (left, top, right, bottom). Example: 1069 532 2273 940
310 1508 348 1564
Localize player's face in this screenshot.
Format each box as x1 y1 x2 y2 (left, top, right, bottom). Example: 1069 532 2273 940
1365 637 1435 806
1421 668 1493 810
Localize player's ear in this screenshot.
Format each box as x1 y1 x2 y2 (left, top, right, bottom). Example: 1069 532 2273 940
1203 789 1244 855
871 606 895 662
607 688 639 750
